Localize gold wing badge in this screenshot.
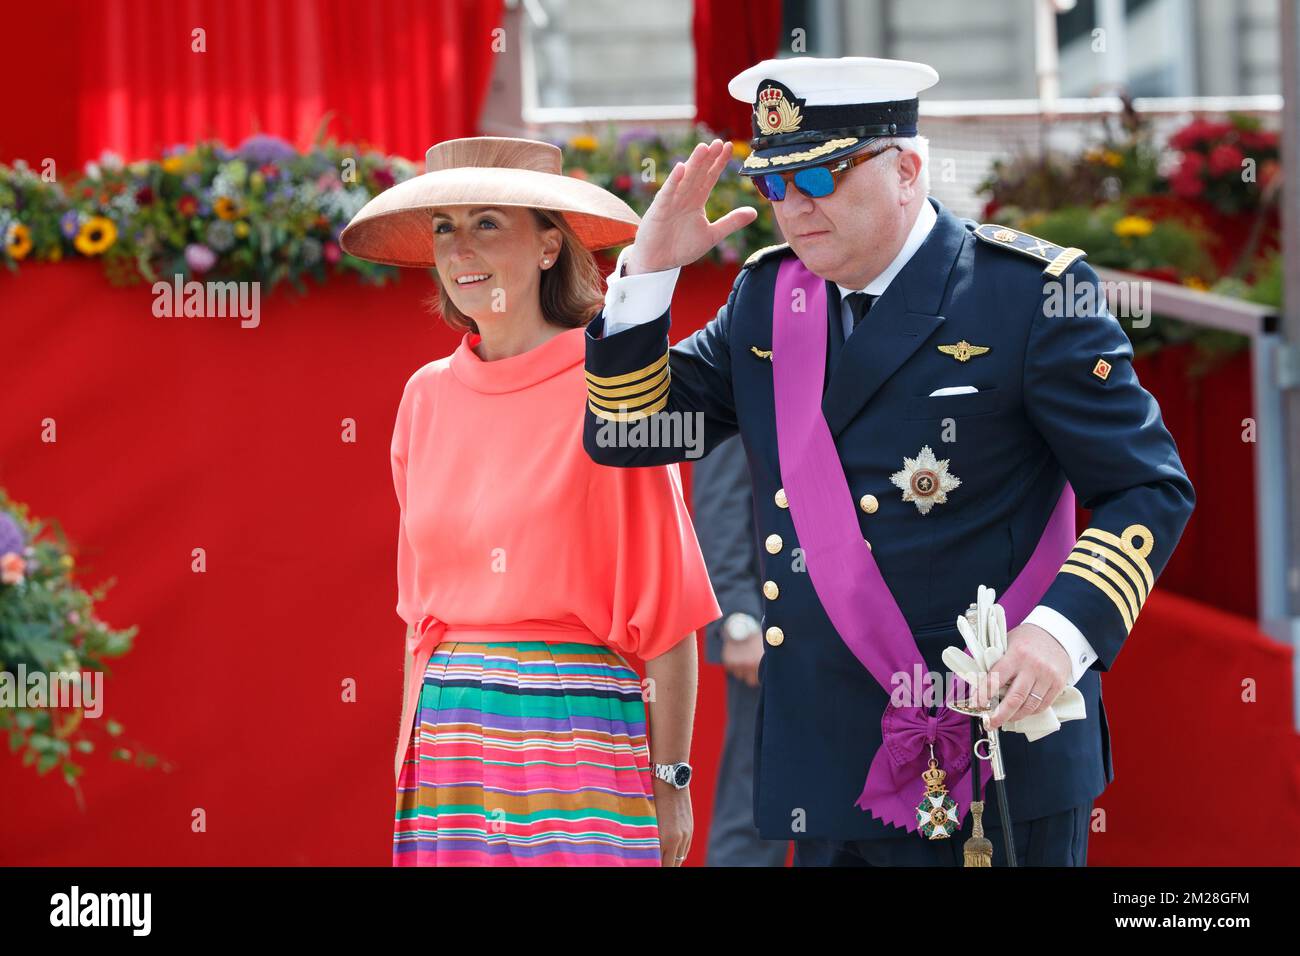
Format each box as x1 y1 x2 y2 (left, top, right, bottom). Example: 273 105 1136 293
750 346 773 361
937 341 990 363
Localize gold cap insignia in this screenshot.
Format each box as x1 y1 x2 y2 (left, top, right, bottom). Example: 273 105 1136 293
890 445 961 515
1092 358 1112 380
937 340 990 363
992 228 1018 242
755 84 803 135
750 346 773 360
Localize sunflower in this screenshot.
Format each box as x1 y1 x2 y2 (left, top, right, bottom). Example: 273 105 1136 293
213 196 242 220
6 223 33 261
74 216 118 255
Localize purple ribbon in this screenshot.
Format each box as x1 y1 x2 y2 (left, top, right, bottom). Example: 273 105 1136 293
771 255 1076 833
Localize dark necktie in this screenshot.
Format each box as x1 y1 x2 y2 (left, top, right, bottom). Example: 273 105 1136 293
846 291 875 333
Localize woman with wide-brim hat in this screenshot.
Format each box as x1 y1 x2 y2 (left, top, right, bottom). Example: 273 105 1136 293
341 137 720 867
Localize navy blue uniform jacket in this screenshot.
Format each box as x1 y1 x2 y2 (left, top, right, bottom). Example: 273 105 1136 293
583 197 1195 840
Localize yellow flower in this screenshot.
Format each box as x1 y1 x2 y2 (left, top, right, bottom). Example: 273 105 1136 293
74 216 118 255
60 554 75 569
6 223 33 261
213 196 241 220
568 134 599 152
48 245 63 263
233 220 250 238
161 155 187 174
1112 215 1155 238
730 140 752 159
1103 150 1124 168
1183 276 1209 291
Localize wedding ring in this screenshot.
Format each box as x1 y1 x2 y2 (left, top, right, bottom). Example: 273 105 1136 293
1028 692 1044 703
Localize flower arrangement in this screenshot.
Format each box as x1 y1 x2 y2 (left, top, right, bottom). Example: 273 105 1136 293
555 124 778 264
1 127 780 289
1 134 419 290
1166 114 1280 215
0 489 161 797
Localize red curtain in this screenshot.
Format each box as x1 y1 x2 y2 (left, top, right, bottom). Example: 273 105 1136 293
693 0 784 140
4 0 504 168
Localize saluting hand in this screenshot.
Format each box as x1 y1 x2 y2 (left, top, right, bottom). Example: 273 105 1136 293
625 139 758 276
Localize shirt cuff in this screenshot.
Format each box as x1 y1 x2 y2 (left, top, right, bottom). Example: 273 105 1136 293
1024 604 1098 686
602 244 681 336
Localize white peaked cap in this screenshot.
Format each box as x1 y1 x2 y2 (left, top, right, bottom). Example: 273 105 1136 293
729 56 940 107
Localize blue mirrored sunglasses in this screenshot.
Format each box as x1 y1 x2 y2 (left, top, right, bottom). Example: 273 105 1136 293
752 144 902 201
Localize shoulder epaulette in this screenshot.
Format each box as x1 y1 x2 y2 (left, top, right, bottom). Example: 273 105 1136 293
973 223 1087 277
742 242 792 270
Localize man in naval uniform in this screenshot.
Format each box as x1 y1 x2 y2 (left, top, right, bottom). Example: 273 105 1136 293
582 56 1195 866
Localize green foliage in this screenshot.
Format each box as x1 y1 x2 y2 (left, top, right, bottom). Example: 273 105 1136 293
0 489 166 795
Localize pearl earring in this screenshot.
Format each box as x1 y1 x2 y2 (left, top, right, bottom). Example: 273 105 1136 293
541 258 550 267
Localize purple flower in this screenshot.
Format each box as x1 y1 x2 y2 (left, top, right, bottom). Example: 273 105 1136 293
0 512 25 558
616 126 659 152
60 210 81 239
185 243 217 274
236 133 298 165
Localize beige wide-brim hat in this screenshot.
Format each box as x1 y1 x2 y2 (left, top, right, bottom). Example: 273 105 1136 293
339 136 640 268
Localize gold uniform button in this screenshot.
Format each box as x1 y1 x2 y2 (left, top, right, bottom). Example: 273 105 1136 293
765 626 784 646
774 488 789 509
859 494 878 514
765 533 783 554
763 580 780 600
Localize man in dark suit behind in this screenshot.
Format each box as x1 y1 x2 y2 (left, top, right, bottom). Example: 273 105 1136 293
693 433 789 866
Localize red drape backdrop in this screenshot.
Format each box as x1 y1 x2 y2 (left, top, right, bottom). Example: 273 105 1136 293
4 0 504 168
2 261 1296 865
693 0 784 140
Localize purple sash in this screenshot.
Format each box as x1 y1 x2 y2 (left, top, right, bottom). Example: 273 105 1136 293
771 255 1076 832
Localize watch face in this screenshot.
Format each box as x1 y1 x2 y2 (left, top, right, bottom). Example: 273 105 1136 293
673 764 691 788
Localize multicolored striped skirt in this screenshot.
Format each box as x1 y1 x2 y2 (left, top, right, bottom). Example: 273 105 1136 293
393 641 661 866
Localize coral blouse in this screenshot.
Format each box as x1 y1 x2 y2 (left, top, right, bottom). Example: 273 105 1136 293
389 324 721 778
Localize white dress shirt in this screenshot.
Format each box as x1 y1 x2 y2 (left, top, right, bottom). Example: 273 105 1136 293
599 204 1099 687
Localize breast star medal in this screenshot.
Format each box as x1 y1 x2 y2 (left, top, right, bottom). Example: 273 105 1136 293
915 748 959 840
937 340 990 362
890 445 961 515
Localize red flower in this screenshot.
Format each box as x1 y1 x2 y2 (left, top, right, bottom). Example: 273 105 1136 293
1167 119 1233 150
1170 171 1205 198
1207 143 1244 176
372 168 395 189
258 163 279 179
1237 129 1278 152
177 195 198 216
323 241 341 265
613 174 633 191
135 186 154 205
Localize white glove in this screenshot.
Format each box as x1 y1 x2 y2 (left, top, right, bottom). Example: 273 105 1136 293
941 585 1086 741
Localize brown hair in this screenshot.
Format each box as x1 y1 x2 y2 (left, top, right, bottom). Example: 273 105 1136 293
428 207 605 335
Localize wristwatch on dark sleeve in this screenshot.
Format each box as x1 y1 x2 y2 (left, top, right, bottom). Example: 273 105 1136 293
652 761 692 789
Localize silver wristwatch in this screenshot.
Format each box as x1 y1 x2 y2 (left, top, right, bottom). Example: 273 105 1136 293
652 761 692 789
722 612 761 642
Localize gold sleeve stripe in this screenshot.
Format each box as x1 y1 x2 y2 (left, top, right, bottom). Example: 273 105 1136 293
586 366 668 399
587 373 670 411
1064 556 1140 621
1080 528 1154 590
588 393 669 421
1060 565 1135 632
585 352 669 387
1067 541 1150 606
